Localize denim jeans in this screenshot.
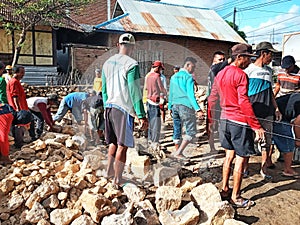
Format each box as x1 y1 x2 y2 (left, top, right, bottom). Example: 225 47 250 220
147 102 161 143
53 97 83 123
172 104 196 144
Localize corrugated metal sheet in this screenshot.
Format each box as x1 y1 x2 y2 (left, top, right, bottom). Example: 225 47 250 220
94 0 245 43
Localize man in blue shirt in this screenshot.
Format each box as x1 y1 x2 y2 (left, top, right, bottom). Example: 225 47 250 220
168 57 204 159
53 91 89 124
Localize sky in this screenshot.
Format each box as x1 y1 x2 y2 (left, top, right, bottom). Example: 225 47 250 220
160 0 300 47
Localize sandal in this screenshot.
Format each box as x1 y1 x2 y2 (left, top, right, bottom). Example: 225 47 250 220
260 170 272 180
230 197 255 209
282 171 300 179
170 154 189 161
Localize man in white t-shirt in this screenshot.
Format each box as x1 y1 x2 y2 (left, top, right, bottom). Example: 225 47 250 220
27 94 59 140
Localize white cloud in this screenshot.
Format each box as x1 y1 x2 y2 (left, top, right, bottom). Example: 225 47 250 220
242 4 300 44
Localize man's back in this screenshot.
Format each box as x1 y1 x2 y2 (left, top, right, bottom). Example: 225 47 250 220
102 53 140 116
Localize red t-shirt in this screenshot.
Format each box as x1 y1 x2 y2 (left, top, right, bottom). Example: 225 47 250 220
208 65 261 130
6 77 28 111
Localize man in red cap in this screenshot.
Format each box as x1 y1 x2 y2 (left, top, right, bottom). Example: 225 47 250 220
208 43 265 208
144 61 167 155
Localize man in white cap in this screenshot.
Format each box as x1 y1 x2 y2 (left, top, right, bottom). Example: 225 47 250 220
102 33 148 189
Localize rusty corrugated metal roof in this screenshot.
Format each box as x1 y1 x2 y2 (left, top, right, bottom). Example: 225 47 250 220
94 0 246 43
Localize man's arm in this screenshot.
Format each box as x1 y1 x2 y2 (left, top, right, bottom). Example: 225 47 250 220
37 103 54 128
187 76 201 111
101 70 108 108
127 65 146 118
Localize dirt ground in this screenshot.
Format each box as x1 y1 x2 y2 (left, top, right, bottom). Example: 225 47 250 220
158 120 300 225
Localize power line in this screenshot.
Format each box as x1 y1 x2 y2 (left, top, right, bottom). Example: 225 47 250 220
247 29 300 38
238 0 292 12
246 15 300 33
252 9 300 14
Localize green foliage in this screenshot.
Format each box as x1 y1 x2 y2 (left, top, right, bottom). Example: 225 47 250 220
226 20 247 41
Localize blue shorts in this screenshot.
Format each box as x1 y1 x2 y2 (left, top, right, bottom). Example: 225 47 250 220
219 119 255 157
273 121 294 153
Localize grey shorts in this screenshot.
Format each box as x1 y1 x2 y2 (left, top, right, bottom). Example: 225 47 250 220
104 107 134 148
219 119 255 157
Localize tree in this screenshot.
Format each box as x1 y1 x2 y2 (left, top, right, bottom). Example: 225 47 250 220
0 0 93 66
226 20 247 41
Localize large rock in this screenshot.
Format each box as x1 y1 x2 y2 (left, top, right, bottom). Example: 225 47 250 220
159 202 200 225
82 149 106 170
25 180 60 209
50 208 81 225
191 183 234 225
155 186 182 213
123 183 146 204
26 202 49 223
79 189 116 223
134 200 160 225
153 166 180 187
71 215 97 225
190 183 221 206
180 177 202 193
130 155 151 179
101 203 133 225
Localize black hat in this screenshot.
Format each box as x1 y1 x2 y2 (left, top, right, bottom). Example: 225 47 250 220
47 93 59 104
281 55 296 69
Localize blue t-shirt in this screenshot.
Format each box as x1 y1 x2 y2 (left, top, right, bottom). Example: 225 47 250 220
64 92 88 108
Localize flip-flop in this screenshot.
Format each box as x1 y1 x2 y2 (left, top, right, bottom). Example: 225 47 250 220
170 154 190 161
282 172 300 179
230 198 255 209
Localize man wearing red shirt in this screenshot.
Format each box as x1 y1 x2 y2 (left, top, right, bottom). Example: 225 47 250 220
7 65 30 147
208 43 265 208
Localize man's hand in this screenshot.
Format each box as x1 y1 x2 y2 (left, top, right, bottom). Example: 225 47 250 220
254 128 265 143
275 108 282 122
197 110 204 119
138 117 148 131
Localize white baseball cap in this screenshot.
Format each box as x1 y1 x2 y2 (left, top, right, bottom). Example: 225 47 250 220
118 33 135 45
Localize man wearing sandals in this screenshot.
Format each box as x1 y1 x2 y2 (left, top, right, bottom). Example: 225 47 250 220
208 43 265 208
244 42 282 179
102 33 148 188
168 57 204 159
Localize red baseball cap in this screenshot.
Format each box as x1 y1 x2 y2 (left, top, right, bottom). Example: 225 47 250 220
152 60 164 69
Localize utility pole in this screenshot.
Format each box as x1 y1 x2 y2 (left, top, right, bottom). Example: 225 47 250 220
233 7 237 31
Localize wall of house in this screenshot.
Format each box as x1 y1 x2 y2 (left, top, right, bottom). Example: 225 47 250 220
71 0 117 25
71 32 233 86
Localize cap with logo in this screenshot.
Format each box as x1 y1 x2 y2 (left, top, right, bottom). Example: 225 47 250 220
119 33 135 45
231 43 256 57
281 55 296 69
255 41 278 52
152 60 164 69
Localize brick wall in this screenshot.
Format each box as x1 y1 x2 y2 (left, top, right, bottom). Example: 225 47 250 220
71 0 117 25
72 33 234 86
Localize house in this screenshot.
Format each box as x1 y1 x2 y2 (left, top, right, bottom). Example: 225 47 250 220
71 0 246 85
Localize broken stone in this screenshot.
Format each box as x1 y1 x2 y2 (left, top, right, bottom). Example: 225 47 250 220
180 177 203 193
155 186 182 213
70 215 97 225
153 166 180 187
37 219 51 225
58 192 68 200
134 200 160 225
42 194 60 208
25 180 60 209
130 155 151 179
101 203 133 225
123 183 146 204
0 179 14 194
104 183 122 199
50 208 81 225
82 149 105 170
79 189 117 223
190 183 222 206
26 202 49 223
159 202 199 225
